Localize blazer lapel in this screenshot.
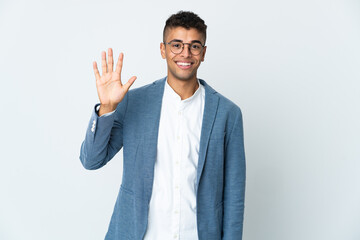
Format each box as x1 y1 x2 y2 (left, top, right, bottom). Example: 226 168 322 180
142 77 166 200
196 79 220 192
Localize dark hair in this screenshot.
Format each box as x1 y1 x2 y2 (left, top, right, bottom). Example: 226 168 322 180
163 11 207 44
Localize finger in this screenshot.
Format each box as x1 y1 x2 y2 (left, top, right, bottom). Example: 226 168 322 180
93 61 100 80
123 76 137 91
115 52 124 75
108 48 114 72
101 51 107 75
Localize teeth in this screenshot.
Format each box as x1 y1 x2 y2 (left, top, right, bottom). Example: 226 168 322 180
177 62 191 66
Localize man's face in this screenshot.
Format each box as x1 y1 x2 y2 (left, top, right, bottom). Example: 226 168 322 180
161 27 207 82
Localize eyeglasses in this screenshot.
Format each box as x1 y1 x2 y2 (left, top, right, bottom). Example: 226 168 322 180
163 40 205 56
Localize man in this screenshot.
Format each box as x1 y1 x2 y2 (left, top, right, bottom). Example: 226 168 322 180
80 11 246 240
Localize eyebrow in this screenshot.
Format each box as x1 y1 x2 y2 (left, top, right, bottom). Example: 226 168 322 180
170 39 204 45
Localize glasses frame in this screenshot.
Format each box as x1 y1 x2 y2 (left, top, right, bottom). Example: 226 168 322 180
163 40 206 56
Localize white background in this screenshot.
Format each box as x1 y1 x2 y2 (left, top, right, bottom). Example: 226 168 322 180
1 0 359 239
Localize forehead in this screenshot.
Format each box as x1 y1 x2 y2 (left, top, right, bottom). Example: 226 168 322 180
165 27 205 43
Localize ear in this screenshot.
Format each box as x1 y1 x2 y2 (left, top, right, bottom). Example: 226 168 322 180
201 46 207 62
160 42 166 59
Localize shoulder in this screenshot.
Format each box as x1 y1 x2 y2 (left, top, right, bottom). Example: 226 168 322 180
114 78 165 117
200 79 242 117
217 92 242 114
127 77 166 97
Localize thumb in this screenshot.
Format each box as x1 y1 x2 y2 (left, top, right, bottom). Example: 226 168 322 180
123 76 137 91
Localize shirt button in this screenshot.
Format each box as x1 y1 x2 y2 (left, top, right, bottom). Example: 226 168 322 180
178 111 182 115
175 185 179 189
174 210 179 214
175 161 179 165
177 136 180 141
173 235 178 239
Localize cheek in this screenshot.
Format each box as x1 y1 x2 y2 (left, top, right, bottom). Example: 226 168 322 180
166 56 176 67
164 51 174 60
169 54 178 63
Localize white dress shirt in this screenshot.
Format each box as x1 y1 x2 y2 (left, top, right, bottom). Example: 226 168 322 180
143 79 205 240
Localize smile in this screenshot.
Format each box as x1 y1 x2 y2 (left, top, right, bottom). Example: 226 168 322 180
176 61 193 69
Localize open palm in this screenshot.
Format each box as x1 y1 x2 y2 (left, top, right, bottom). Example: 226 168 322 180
93 48 136 115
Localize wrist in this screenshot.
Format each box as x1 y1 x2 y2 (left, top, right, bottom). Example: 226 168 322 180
98 103 117 116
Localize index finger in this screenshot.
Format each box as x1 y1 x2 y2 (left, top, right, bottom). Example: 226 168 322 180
115 52 124 75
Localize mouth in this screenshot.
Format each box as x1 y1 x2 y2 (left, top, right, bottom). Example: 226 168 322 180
176 61 193 70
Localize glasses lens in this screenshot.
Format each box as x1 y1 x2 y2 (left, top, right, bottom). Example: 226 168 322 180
168 41 203 55
190 43 202 55
170 42 183 54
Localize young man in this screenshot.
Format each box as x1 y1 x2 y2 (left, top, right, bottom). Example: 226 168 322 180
80 11 246 240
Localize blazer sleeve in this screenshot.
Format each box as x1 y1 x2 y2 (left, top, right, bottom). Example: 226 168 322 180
79 94 129 170
222 106 246 240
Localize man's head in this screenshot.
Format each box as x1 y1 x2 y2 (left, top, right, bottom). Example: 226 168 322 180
161 11 207 83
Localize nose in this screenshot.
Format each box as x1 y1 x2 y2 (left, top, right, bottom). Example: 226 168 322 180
181 44 192 57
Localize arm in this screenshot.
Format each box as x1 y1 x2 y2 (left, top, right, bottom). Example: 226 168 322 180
222 107 246 239
79 48 136 170
79 97 127 170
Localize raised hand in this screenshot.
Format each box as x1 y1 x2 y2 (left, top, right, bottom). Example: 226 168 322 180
93 48 137 116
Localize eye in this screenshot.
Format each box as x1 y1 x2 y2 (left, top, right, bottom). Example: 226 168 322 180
171 43 182 49
191 43 202 49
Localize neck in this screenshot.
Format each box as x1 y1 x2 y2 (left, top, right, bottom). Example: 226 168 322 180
167 76 199 100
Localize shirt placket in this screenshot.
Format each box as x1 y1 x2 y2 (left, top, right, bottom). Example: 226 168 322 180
172 101 183 240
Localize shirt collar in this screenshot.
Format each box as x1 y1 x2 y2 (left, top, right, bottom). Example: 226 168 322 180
164 79 203 107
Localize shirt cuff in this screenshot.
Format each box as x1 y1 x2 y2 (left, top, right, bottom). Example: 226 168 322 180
96 104 116 117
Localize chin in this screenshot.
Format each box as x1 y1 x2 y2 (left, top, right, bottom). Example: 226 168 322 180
176 76 194 81
173 72 197 82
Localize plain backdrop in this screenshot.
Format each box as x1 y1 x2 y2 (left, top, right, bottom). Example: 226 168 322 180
0 0 359 239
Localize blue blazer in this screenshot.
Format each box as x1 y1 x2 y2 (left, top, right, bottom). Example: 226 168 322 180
80 77 246 240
